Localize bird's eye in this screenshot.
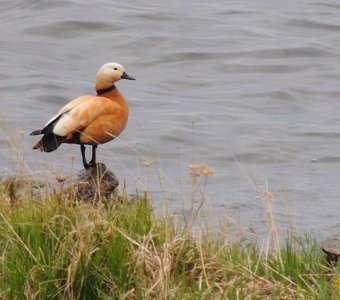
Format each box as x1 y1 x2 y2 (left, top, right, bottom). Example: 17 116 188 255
113 67 118 70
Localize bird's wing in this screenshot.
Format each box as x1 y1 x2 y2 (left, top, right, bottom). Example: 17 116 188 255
52 97 120 137
41 95 93 135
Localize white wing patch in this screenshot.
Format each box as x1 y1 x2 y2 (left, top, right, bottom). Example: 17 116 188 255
53 112 81 136
41 95 93 135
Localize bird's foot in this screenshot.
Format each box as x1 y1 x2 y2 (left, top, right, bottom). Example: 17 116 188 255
84 161 96 169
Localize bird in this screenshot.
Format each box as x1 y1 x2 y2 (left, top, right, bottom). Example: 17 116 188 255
30 62 135 169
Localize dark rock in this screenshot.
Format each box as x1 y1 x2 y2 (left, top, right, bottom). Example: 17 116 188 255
63 163 119 202
322 237 340 265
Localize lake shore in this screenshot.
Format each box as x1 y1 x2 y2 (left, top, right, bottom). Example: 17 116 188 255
0 176 337 299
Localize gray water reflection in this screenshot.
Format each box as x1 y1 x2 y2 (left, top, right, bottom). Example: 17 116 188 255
1 0 340 237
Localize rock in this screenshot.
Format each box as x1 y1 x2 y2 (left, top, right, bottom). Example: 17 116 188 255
322 237 340 265
63 163 119 203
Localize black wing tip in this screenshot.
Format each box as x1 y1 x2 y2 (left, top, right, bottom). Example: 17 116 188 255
30 130 42 136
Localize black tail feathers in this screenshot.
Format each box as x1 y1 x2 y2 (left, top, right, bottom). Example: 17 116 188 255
33 134 66 152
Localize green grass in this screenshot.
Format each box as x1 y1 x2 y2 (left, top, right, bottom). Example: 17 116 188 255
0 178 337 299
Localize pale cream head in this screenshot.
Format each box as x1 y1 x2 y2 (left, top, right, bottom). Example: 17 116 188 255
95 62 135 91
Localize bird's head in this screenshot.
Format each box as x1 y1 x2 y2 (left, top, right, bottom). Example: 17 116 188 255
95 62 135 92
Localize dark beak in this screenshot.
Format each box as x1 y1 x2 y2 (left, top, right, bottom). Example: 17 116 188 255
121 72 136 80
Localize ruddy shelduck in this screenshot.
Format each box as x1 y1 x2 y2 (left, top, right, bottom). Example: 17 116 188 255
30 62 135 169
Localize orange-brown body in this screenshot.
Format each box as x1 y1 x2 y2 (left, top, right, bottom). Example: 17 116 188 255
59 89 129 145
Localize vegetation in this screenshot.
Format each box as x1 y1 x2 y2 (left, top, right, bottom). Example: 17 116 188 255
0 175 337 300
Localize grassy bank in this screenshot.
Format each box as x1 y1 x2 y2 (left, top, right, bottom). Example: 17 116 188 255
0 178 337 299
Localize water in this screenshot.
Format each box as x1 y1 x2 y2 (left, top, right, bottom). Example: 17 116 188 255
1 0 340 237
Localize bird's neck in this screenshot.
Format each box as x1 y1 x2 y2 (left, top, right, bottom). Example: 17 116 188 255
96 84 116 95
97 88 129 111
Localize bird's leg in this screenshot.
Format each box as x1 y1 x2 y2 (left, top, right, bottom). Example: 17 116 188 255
80 144 90 169
88 145 97 167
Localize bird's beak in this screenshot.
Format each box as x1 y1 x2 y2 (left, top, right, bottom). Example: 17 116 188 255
121 72 136 80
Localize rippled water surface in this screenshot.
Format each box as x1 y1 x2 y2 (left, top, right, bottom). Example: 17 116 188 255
2 0 340 236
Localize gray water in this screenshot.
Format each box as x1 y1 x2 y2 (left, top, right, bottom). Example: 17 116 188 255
1 0 340 237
